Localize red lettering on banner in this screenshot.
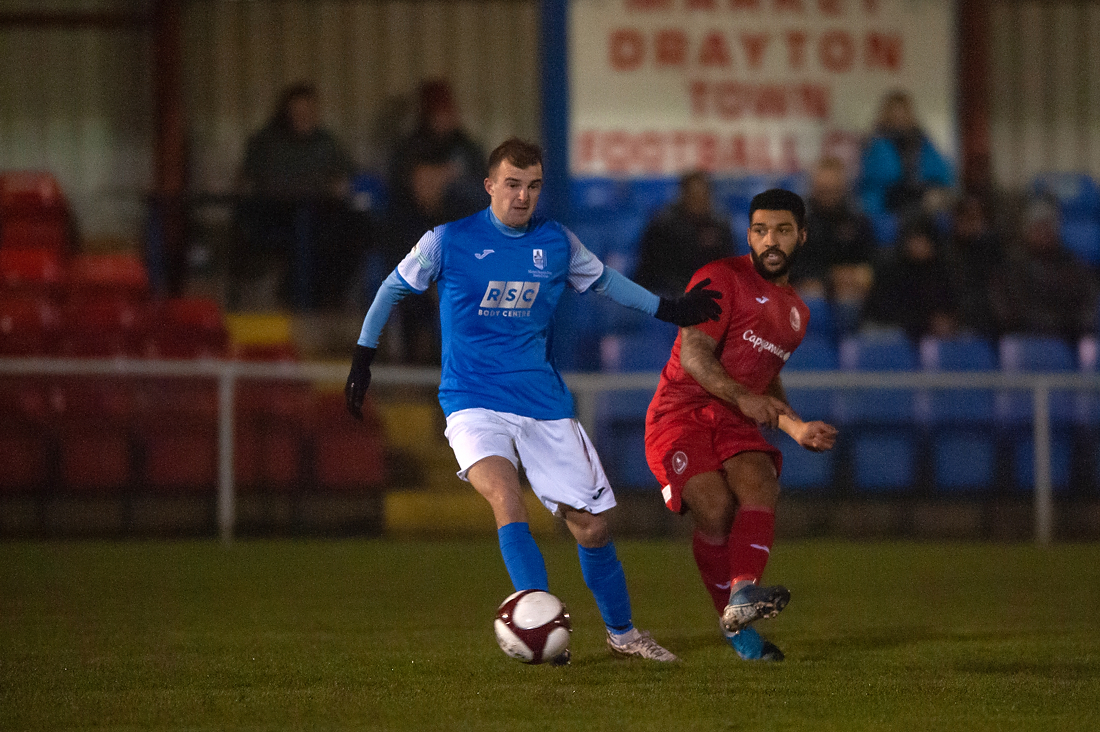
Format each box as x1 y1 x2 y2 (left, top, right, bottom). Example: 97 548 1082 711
818 0 843 14
862 0 879 14
576 130 597 169
690 80 831 120
687 0 719 9
670 131 693 169
780 135 800 171
785 31 807 68
699 31 733 67
689 80 708 115
741 33 770 69
696 133 719 169
610 29 645 70
656 29 689 66
797 84 830 118
609 28 903 73
819 30 854 72
603 131 633 172
571 130 814 174
866 32 901 71
637 132 665 172
728 0 761 10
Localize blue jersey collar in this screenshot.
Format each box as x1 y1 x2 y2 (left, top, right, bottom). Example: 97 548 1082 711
487 208 531 238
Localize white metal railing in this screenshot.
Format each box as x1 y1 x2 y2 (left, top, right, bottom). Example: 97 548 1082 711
3 356 1099 546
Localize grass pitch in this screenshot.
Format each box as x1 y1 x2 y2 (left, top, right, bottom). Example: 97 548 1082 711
2 538 1099 731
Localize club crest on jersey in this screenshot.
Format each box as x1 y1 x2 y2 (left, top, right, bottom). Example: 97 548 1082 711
532 248 546 270
479 281 541 316
790 306 801 331
671 451 688 475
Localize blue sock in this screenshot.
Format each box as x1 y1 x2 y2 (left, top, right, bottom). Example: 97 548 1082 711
577 542 633 634
497 522 549 592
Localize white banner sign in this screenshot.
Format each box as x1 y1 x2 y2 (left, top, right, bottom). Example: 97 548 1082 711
570 0 957 176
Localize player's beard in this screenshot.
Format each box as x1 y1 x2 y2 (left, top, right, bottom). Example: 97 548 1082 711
750 245 797 281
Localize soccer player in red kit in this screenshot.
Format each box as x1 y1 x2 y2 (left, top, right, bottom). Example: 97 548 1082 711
645 188 838 660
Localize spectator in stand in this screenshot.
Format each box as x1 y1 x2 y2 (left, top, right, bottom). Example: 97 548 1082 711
233 82 360 311
943 194 1004 337
988 197 1099 342
633 171 737 298
790 156 876 335
388 79 488 233
377 153 456 365
861 217 958 341
859 90 955 227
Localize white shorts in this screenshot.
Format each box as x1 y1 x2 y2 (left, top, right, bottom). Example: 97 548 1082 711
443 408 616 516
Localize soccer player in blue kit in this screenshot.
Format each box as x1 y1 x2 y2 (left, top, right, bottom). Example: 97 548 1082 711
346 138 723 663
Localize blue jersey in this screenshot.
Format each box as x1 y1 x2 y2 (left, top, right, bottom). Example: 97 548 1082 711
395 209 604 419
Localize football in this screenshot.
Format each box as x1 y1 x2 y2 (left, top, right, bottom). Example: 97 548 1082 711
493 589 572 664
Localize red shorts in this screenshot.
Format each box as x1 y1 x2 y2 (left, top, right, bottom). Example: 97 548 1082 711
644 401 782 513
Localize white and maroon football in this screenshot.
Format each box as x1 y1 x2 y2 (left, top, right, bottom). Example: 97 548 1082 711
493 590 572 664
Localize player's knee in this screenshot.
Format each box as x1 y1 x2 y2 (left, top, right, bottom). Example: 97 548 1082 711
733 475 780 509
684 488 736 537
564 509 610 548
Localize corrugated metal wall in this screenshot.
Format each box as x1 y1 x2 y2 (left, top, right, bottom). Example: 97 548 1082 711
0 0 153 241
6 1 1100 240
988 1 1100 189
183 0 542 194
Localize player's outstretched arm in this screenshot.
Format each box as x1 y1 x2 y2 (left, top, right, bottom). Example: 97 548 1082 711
680 327 792 429
777 414 838 452
587 268 721 327
654 278 723 327
345 268 418 420
345 345 377 421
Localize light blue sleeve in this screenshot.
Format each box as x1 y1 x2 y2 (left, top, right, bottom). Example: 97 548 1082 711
357 270 416 348
591 266 660 316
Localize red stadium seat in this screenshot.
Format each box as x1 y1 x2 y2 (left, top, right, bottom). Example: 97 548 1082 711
144 297 229 359
0 376 58 493
0 172 72 253
0 171 66 211
233 340 312 492
311 391 387 490
53 378 135 492
66 253 150 303
57 296 149 357
0 294 62 355
0 247 65 295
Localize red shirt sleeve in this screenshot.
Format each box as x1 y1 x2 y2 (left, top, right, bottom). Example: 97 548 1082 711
685 260 737 344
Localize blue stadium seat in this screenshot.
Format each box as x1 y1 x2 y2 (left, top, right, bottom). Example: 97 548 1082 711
920 336 999 491
595 331 673 490
1030 173 1100 216
785 333 838 422
837 330 918 424
629 177 680 216
570 177 633 216
1061 217 1100 265
350 172 389 213
838 331 920 492
769 433 835 491
997 335 1077 492
802 295 835 340
997 335 1077 427
870 212 899 246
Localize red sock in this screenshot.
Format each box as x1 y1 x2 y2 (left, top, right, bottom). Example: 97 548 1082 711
728 508 775 587
692 531 730 615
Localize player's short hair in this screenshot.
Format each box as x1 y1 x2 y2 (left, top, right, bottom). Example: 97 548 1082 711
750 188 806 229
487 137 543 176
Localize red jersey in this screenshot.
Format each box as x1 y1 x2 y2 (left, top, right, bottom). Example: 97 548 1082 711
649 255 810 419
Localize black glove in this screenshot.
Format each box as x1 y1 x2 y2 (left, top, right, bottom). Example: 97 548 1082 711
655 278 723 327
345 345 377 421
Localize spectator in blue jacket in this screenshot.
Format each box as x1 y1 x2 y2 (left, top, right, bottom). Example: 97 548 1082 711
859 90 955 228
